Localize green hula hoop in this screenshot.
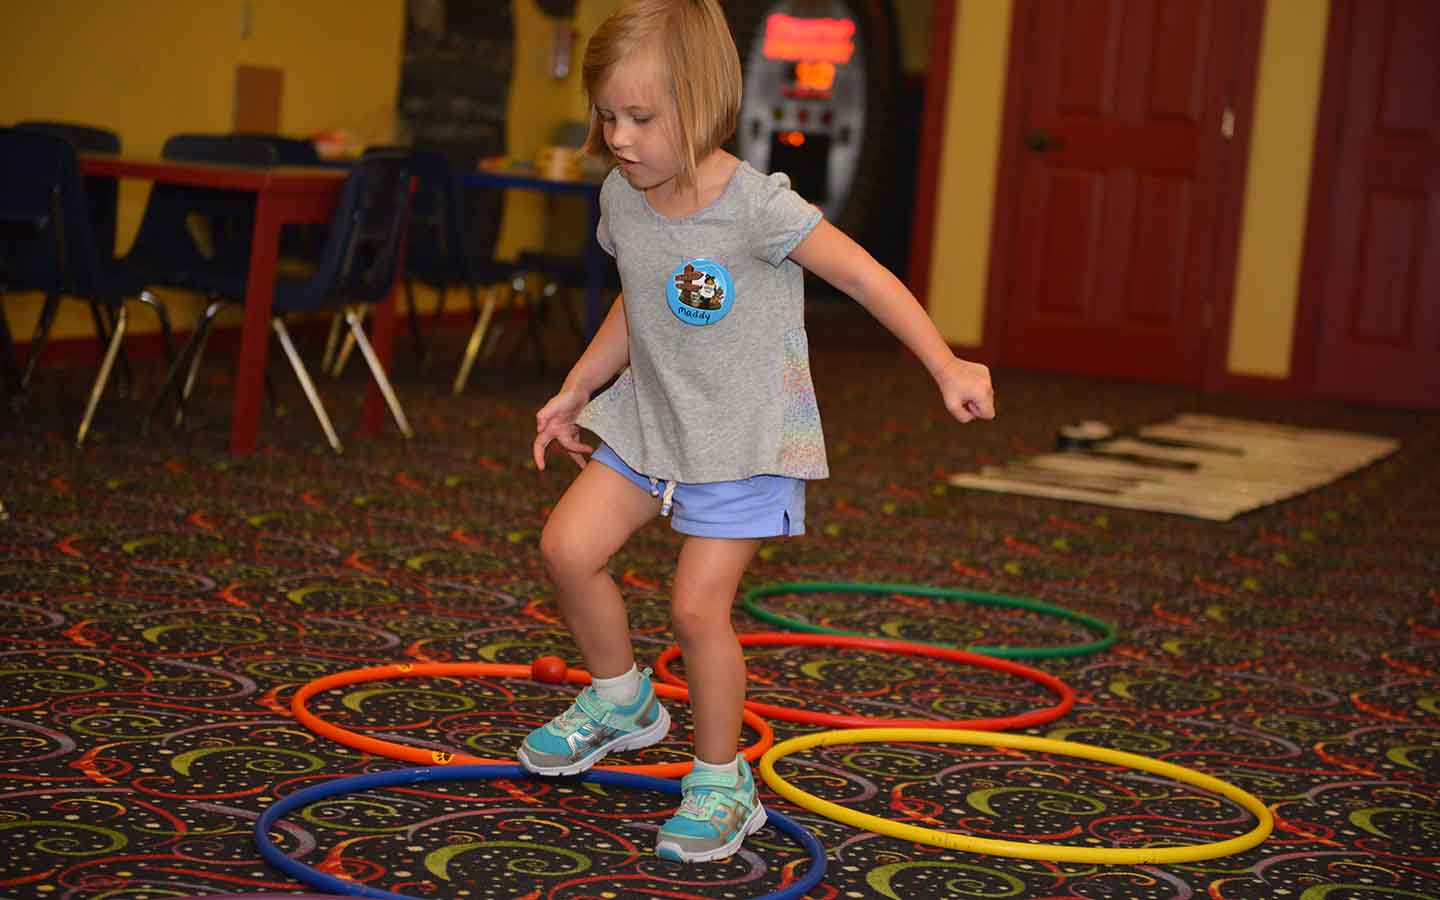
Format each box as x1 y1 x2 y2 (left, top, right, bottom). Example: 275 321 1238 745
741 581 1117 659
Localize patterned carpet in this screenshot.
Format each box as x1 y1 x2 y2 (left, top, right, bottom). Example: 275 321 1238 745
1 300 1437 900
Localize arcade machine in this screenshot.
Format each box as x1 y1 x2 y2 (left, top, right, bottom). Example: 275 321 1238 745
728 0 901 251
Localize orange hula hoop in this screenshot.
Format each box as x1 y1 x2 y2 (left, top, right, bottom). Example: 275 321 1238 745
291 659 775 779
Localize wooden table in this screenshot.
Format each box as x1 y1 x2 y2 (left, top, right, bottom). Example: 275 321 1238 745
80 156 396 455
460 164 606 338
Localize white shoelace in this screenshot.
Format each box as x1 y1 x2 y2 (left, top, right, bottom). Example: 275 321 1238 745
648 477 677 516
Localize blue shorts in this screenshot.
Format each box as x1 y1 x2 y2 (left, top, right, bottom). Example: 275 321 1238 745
591 444 805 539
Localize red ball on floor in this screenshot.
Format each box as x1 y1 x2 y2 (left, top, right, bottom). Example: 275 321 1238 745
531 655 568 684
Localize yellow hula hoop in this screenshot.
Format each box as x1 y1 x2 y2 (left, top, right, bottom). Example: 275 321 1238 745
758 727 1274 865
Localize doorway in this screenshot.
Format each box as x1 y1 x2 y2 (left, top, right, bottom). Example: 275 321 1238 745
985 0 1262 386
1295 0 1440 411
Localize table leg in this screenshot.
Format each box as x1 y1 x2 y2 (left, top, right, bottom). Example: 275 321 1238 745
231 194 281 455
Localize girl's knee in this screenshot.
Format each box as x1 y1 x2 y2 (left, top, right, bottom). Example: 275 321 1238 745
670 594 731 645
539 520 598 581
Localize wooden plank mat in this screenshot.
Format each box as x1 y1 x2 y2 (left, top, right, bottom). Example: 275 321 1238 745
948 415 1399 521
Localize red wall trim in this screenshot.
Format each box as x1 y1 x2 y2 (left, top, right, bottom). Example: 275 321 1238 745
1216 370 1301 400
905 0 956 307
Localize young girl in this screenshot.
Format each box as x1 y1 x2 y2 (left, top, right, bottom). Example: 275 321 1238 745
518 0 995 863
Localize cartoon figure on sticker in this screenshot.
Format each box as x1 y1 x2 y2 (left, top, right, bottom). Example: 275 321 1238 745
667 258 733 326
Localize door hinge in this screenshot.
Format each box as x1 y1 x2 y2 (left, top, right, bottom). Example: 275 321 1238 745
1221 107 1235 140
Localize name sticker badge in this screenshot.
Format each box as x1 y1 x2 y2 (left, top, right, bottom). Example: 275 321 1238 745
668 259 733 326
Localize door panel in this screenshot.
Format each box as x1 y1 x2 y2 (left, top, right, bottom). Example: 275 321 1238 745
996 0 1243 384
1308 0 1440 409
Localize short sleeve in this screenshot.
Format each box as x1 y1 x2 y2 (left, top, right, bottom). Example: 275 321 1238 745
596 172 617 257
748 171 824 266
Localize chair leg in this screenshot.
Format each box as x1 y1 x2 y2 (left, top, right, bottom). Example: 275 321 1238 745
21 291 62 390
92 302 135 398
537 279 583 355
330 304 369 376
319 310 346 375
555 282 583 339
145 297 225 434
429 279 459 367
346 306 414 439
502 275 545 372
264 370 281 417
272 316 343 454
75 305 128 449
404 275 427 365
177 303 224 426
480 278 519 361
465 280 481 318
0 290 23 403
132 290 176 368
453 283 498 395
520 282 548 375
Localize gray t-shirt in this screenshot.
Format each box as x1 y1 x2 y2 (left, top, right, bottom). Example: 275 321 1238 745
576 161 828 483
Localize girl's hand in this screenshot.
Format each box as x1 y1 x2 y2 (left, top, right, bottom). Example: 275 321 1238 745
936 357 996 423
532 388 595 470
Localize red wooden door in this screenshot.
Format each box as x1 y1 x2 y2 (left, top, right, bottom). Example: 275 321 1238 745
992 0 1254 385
1302 0 1440 410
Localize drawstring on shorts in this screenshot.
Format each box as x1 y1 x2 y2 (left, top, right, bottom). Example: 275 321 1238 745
648 477 677 517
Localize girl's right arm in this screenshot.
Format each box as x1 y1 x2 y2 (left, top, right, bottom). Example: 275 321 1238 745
533 292 630 469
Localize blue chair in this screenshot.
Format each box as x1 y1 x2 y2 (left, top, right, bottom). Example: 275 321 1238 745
0 127 181 446
236 133 330 264
16 132 282 404
235 133 322 166
16 120 122 260
14 120 120 154
150 135 279 281
8 121 156 395
385 148 525 390
319 147 527 388
150 151 416 452
0 209 43 401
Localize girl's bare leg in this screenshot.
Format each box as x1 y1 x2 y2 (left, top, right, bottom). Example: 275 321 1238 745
539 461 659 678
670 536 761 763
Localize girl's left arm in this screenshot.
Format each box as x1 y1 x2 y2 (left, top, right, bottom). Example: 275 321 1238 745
789 219 996 423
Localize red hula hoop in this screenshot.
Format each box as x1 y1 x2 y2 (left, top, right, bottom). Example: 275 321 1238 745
655 632 1075 730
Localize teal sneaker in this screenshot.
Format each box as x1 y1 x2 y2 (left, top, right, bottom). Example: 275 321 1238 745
655 757 767 862
517 670 670 776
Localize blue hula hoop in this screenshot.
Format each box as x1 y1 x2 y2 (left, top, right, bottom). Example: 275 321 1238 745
255 764 826 900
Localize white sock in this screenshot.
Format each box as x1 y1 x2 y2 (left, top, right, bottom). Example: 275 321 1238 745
691 754 740 777
591 664 641 705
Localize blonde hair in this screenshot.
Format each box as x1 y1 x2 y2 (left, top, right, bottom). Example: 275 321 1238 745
581 0 742 190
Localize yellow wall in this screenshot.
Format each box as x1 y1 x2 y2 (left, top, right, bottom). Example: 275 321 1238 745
926 0 1330 379
495 0 620 265
5 0 1331 381
0 0 625 339
927 0 1012 347
1227 0 1328 376
0 0 405 341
